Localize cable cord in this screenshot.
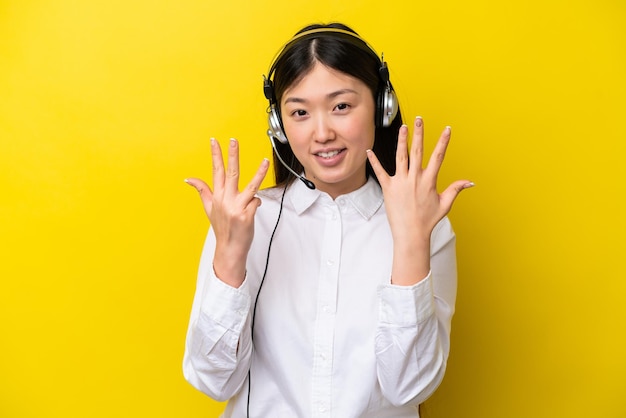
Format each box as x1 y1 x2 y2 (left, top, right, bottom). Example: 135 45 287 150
246 184 288 418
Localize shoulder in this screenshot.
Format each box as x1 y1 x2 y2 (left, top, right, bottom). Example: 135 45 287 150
256 186 289 220
252 185 293 237
257 186 289 212
257 186 286 202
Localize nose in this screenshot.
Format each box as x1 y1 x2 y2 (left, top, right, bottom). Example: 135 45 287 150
313 113 335 143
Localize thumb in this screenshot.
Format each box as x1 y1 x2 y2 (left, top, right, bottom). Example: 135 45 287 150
366 149 389 187
440 180 475 213
184 177 214 214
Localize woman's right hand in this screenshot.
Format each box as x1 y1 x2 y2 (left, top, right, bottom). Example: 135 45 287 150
185 138 269 288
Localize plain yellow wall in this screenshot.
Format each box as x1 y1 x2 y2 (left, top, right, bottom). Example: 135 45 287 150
1 1 624 417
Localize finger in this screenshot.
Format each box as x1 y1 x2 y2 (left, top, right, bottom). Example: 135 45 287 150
241 158 270 204
395 124 409 174
409 116 424 176
366 149 389 187
245 195 263 214
439 180 475 214
424 125 452 181
184 177 214 215
225 138 241 197
210 138 225 191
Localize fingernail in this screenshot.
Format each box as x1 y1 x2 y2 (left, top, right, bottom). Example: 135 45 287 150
210 137 216 145
415 116 422 127
446 126 452 132
184 178 189 183
230 138 237 147
464 182 475 189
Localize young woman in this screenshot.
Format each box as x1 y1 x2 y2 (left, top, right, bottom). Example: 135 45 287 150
183 23 473 418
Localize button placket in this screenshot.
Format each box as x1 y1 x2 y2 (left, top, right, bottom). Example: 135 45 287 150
311 201 341 417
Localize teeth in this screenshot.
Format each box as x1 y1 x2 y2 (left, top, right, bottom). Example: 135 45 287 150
317 150 340 158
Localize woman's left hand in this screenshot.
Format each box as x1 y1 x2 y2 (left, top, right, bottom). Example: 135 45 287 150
366 116 473 285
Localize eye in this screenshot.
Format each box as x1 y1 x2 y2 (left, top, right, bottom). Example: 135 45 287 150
290 109 308 118
335 103 351 112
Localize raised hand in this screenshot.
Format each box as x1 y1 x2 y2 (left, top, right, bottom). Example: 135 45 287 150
366 117 473 285
185 138 269 288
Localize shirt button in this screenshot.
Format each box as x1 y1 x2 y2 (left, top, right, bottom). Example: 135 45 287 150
326 259 334 266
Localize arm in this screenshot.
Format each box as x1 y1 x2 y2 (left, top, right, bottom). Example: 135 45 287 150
182 229 253 401
182 137 268 399
375 217 457 406
367 117 472 405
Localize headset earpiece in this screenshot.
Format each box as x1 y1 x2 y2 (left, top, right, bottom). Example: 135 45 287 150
263 74 288 144
377 87 398 128
268 104 288 144
376 60 399 128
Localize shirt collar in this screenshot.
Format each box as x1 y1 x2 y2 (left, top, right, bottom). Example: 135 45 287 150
289 177 384 220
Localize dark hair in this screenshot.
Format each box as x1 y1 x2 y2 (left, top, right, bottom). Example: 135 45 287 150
268 23 404 188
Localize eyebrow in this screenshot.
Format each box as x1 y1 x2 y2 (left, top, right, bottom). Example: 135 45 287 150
283 89 359 104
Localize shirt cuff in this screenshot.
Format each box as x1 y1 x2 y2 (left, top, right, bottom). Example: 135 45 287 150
200 272 251 333
378 271 435 326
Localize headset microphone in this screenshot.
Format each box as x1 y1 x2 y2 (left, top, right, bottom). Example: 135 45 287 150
267 130 316 190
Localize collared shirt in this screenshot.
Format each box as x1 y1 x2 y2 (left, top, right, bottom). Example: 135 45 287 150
183 177 457 418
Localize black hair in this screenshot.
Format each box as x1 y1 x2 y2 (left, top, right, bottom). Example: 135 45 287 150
269 23 404 188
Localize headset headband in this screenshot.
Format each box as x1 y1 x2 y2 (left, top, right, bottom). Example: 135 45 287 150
264 27 384 96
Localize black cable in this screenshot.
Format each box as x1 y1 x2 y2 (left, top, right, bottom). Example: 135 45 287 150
246 184 288 418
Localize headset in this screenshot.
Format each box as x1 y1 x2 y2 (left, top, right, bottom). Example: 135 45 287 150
262 27 399 189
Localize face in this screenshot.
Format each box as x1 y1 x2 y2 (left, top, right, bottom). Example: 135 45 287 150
280 61 376 199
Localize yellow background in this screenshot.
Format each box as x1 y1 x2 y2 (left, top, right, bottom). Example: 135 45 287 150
1 0 624 417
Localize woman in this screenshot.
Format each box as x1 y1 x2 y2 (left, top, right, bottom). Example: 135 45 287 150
183 22 473 417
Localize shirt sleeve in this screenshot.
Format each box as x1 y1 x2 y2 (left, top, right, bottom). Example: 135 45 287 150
375 217 457 407
182 228 253 402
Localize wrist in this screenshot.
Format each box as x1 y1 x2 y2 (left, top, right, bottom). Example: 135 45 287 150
392 230 431 252
391 237 431 286
213 246 247 288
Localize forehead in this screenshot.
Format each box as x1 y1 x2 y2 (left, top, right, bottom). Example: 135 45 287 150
282 62 368 101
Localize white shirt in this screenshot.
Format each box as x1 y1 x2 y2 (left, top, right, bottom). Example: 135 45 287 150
183 177 458 418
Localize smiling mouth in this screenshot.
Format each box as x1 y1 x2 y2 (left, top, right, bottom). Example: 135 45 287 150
315 149 343 159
